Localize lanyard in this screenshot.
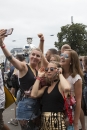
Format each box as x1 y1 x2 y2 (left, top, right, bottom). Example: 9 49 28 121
29 64 36 77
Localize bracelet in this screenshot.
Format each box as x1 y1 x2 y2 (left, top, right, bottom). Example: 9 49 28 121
6 55 13 61
1 44 5 49
36 76 41 81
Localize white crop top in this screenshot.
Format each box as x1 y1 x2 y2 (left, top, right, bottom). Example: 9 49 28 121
66 74 82 95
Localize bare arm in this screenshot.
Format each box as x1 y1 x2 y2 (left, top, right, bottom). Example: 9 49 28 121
31 67 47 98
0 30 26 71
38 33 49 68
31 79 47 98
38 33 44 54
74 79 82 127
58 68 71 93
41 54 49 68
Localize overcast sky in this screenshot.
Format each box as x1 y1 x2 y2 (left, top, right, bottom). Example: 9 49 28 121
0 0 87 54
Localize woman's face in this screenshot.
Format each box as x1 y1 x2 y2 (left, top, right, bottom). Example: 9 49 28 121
50 56 57 62
60 51 71 68
29 50 41 66
45 63 58 79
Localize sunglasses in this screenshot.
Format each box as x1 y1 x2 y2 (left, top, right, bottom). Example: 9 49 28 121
45 67 57 72
60 53 69 59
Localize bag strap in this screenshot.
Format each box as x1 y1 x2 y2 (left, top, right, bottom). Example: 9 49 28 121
63 92 73 125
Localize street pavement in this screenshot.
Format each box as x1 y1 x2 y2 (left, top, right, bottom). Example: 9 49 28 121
3 103 87 130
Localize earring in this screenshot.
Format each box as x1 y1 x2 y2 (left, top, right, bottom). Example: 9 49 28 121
70 63 71 65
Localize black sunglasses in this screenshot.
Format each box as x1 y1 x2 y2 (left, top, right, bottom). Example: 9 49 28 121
45 67 57 72
60 53 69 59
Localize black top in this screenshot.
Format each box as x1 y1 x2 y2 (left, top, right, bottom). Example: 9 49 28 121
19 64 37 91
41 81 64 112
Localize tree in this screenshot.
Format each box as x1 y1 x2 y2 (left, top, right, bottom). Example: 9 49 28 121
55 23 87 55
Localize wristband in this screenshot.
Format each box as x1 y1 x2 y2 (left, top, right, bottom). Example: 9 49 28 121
36 76 41 81
1 44 5 49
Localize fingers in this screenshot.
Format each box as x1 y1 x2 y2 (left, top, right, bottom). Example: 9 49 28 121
0 29 7 39
37 33 43 38
39 66 45 72
40 36 44 41
0 29 6 36
57 67 62 74
38 33 44 41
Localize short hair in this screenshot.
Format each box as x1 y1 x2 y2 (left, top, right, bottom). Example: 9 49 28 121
16 54 25 61
49 48 58 55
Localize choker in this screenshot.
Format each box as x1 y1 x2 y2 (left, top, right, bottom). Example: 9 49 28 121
54 79 58 82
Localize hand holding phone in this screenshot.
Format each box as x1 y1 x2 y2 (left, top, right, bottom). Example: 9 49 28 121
5 28 13 36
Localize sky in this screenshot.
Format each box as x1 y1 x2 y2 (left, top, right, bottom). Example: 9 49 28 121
0 0 87 55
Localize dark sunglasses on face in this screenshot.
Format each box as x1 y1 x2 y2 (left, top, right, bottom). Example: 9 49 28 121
60 53 69 59
45 67 57 72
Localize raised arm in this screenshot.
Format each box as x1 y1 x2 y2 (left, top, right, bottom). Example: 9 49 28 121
31 67 47 98
38 33 44 54
58 68 71 93
0 29 26 71
38 33 49 68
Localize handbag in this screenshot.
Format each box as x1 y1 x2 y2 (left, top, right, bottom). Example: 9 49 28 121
4 86 16 109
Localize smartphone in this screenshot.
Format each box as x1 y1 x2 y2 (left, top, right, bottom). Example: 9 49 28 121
5 28 13 36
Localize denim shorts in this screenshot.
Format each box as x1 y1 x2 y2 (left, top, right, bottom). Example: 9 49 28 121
16 97 40 120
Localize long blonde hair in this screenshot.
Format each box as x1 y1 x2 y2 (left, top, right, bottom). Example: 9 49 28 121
65 49 83 78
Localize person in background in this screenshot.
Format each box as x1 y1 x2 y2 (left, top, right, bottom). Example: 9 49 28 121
10 54 26 97
61 44 86 130
0 69 10 130
9 54 26 126
60 49 85 130
83 56 87 115
31 61 71 130
50 54 60 62
45 48 58 62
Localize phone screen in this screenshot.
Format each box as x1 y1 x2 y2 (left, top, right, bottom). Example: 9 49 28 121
5 28 13 36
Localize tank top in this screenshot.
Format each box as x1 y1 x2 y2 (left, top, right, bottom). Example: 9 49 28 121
19 64 37 91
41 81 64 112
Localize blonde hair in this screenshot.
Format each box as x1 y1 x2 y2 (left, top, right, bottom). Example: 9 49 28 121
50 61 61 68
50 54 60 62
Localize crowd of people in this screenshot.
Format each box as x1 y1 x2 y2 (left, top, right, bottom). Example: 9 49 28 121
0 29 87 130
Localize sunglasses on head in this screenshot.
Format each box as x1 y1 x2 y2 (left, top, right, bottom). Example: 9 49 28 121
45 67 57 72
60 53 69 59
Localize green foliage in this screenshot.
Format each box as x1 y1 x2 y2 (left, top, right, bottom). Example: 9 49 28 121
55 23 87 55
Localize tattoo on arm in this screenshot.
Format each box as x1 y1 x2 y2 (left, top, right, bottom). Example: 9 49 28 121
6 55 13 61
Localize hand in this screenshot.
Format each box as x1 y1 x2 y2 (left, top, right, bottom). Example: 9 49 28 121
38 33 43 38
38 67 45 78
0 29 6 46
38 33 44 41
24 90 31 96
57 67 62 74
